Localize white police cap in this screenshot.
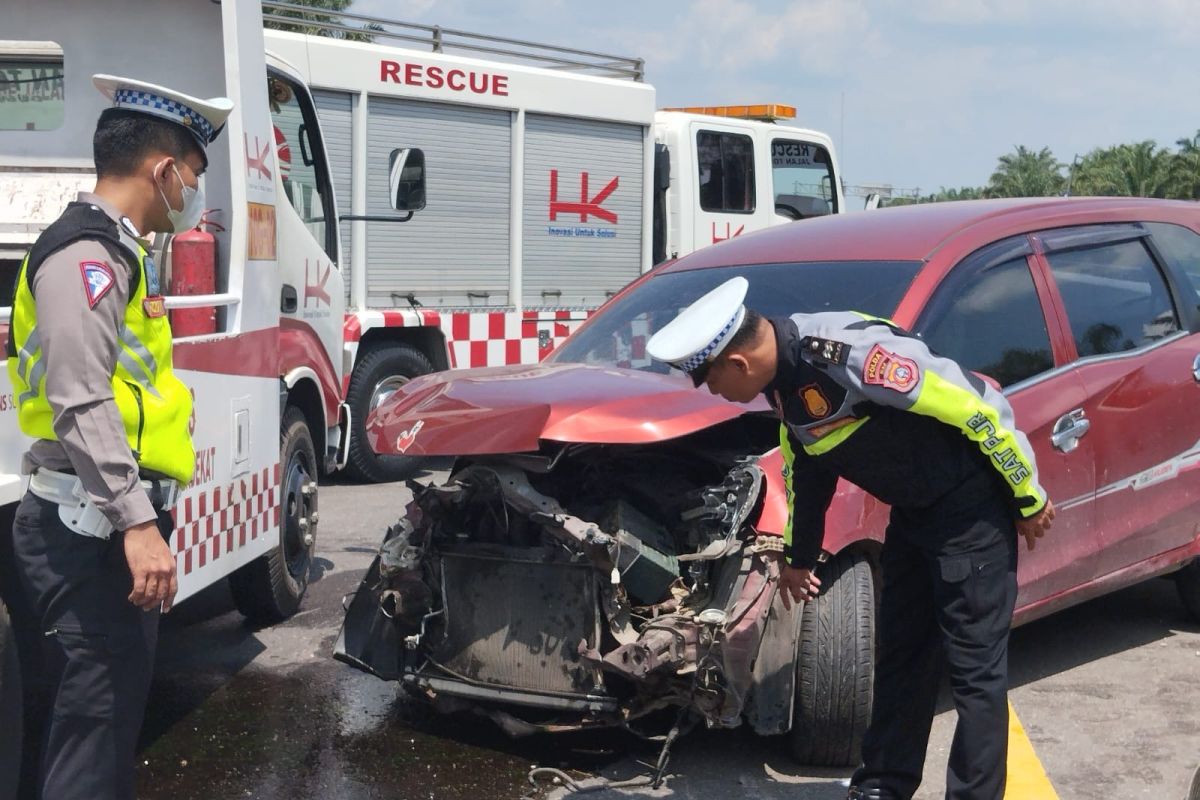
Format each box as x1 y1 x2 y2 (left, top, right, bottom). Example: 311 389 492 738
93 74 233 156
646 276 749 386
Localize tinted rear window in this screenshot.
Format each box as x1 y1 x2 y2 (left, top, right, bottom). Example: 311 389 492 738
550 260 922 371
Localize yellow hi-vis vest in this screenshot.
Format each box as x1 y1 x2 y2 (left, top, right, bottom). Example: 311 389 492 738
6 209 195 484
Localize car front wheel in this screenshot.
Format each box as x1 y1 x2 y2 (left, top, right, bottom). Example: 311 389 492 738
790 550 875 766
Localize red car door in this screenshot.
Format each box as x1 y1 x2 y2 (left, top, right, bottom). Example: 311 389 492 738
916 236 1097 613
1035 225 1200 581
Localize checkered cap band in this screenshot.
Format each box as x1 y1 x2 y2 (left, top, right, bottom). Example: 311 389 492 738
680 311 740 373
113 88 214 143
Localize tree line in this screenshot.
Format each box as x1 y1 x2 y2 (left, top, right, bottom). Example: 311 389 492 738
885 132 1200 205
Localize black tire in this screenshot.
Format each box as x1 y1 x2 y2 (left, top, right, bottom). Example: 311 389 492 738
790 550 875 766
0 599 21 800
345 344 434 483
230 407 317 624
1176 560 1200 622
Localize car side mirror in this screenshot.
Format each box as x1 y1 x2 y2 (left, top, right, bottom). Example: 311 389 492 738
389 148 426 214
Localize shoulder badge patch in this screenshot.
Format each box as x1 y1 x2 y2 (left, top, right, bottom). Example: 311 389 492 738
80 261 116 309
799 384 831 418
863 344 919 393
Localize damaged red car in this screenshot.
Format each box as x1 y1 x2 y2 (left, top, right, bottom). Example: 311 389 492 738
336 197 1200 766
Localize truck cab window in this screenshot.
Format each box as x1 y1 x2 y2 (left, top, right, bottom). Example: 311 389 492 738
772 139 836 218
0 41 64 131
696 130 755 213
268 73 337 262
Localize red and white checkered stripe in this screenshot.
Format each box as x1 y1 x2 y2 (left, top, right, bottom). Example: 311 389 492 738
343 308 593 391
171 464 281 576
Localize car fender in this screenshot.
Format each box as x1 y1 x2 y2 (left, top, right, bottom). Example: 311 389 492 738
756 448 888 555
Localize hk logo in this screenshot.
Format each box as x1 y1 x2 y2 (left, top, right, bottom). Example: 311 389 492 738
244 133 273 181
304 259 331 307
712 222 745 244
549 170 619 224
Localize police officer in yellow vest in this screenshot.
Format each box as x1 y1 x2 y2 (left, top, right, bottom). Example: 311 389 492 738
4 75 231 800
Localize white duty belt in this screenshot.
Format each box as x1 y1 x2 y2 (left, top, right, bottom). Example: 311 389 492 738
27 468 179 540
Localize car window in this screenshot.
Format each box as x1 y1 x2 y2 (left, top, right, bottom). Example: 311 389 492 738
550 260 921 371
1046 240 1180 357
1145 222 1200 309
696 130 755 214
919 256 1054 387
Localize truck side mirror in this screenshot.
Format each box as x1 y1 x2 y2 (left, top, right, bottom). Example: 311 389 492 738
389 148 426 213
654 144 671 192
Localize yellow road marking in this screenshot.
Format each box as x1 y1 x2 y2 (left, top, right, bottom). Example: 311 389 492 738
1005 700 1059 799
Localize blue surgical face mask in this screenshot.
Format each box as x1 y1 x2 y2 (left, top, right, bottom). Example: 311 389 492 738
157 162 204 233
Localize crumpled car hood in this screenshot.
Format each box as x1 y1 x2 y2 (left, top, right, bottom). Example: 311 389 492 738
365 362 769 456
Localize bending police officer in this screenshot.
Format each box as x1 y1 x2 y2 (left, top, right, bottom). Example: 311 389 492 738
646 277 1055 800
4 75 232 800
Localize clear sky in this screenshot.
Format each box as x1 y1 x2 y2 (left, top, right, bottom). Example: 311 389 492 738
352 0 1197 200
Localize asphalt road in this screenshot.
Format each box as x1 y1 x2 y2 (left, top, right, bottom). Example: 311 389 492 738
135 470 1200 800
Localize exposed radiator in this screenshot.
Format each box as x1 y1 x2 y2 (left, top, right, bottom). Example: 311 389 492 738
432 549 603 698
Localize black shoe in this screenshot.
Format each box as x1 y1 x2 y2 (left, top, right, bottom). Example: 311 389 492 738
847 787 903 800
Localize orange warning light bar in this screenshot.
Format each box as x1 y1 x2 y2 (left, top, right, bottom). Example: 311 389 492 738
660 103 797 121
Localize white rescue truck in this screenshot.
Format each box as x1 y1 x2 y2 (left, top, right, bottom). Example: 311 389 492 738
262 5 846 481
0 2 421 764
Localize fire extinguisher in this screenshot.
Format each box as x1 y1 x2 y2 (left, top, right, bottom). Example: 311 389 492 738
168 211 223 337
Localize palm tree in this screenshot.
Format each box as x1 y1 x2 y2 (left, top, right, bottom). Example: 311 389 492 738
1072 141 1174 198
1170 131 1200 200
986 146 1065 198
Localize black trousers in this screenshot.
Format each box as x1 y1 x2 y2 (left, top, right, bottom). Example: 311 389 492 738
11 492 163 800
851 491 1019 800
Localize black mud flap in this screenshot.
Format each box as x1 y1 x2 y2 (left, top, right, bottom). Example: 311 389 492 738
333 555 403 681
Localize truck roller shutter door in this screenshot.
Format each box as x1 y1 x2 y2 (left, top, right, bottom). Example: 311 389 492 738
365 97 511 308
313 90 353 302
523 114 644 309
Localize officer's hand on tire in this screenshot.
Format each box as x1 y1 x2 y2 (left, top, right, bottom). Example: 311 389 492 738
124 521 178 612
779 564 822 610
1016 499 1056 552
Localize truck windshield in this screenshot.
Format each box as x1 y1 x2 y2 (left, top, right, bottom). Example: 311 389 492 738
549 260 923 372
772 139 837 217
0 42 65 131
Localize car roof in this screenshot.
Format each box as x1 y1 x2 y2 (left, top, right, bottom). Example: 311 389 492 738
662 197 1200 271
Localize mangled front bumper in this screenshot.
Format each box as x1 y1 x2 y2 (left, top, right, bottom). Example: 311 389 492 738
335 457 798 735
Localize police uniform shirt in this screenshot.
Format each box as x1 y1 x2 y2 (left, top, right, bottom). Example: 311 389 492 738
23 192 159 531
765 312 1047 570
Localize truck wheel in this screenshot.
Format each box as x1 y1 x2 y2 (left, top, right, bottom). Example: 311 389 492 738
1176 560 1200 622
345 344 433 483
790 550 875 766
0 599 21 800
230 407 317 624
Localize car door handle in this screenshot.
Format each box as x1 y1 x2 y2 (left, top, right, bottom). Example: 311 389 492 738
1051 409 1090 453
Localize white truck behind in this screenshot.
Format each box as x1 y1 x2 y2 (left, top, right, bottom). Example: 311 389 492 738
261 5 846 481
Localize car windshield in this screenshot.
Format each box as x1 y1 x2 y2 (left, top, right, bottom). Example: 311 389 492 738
550 260 923 372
